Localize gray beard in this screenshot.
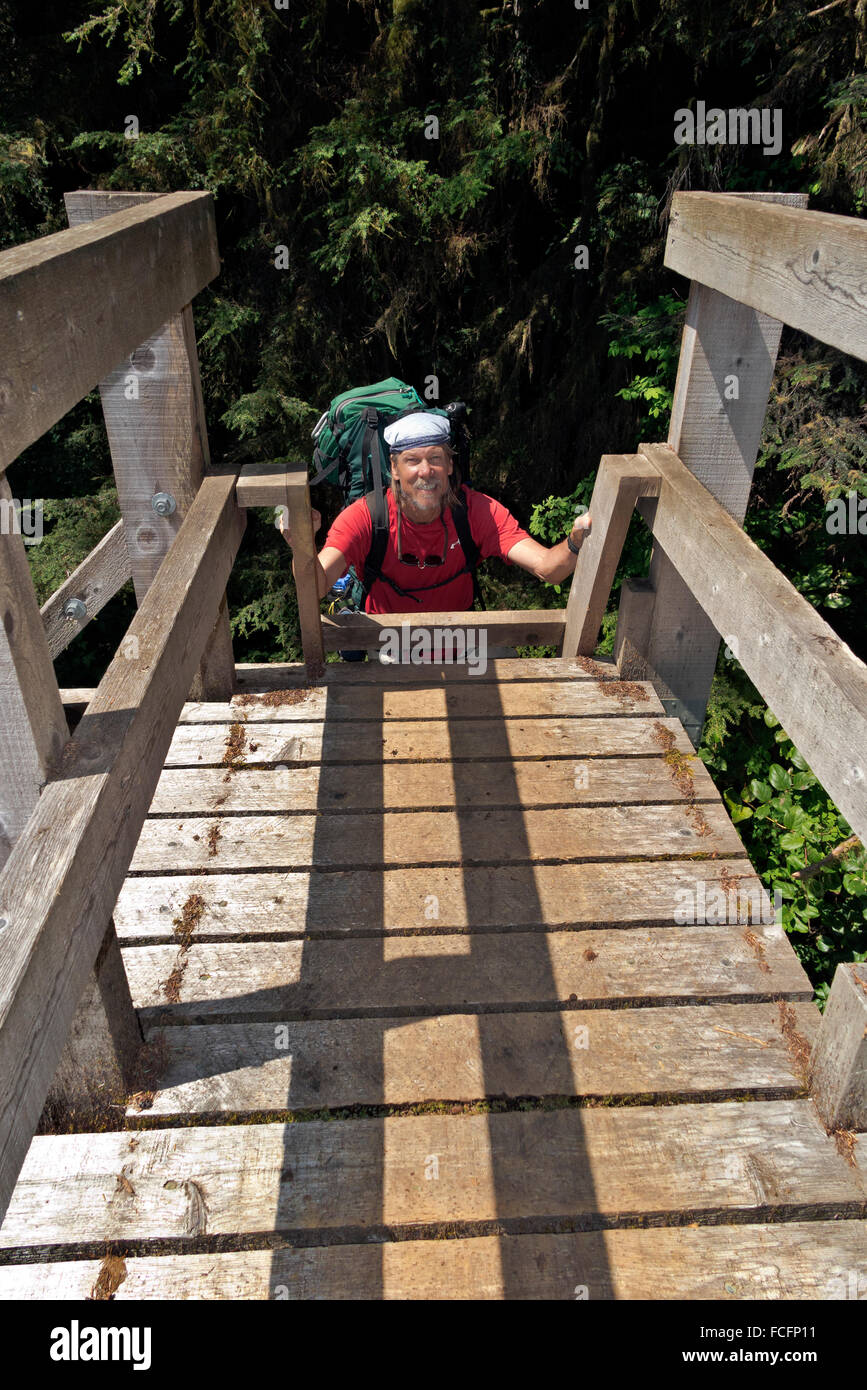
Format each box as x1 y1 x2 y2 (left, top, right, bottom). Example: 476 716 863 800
396 484 445 522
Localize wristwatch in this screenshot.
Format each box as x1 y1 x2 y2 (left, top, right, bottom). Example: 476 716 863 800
566 531 584 556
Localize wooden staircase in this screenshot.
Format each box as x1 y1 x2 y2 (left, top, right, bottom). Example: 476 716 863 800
1 658 863 1298
2 188 867 1300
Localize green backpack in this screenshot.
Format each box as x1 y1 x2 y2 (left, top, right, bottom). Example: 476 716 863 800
309 378 483 611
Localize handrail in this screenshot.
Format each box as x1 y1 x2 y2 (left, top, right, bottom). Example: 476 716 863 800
0 192 219 473
562 454 661 657
321 609 567 652
666 192 867 362
633 442 867 844
0 466 245 1224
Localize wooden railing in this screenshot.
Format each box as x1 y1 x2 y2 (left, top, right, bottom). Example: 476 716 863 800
0 191 243 1222
0 186 864 1232
562 191 867 1133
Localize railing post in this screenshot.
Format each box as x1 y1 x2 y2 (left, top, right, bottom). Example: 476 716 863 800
283 461 325 676
561 455 660 657
64 190 235 700
809 962 867 1132
616 191 808 746
0 478 142 1124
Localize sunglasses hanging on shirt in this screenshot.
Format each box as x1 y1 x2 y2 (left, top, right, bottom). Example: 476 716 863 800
397 509 449 569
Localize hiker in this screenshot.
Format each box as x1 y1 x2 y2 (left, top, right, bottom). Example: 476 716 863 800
279 411 591 654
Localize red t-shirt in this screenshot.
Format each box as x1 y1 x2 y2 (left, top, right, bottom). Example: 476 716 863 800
323 487 531 613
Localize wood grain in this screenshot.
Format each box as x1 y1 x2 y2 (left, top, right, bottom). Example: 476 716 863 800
283 461 324 672
234 657 617 686
666 192 867 361
145 754 718 814
562 455 660 657
165 714 696 765
322 610 567 651
1 1101 861 1254
2 1221 863 1298
0 469 244 1224
638 271 793 743
40 519 131 659
128 801 745 871
0 477 69 866
637 442 867 843
113 858 764 939
179 677 664 722
809 961 867 1131
124 926 812 1025
0 192 219 471
135 1003 819 1114
65 192 236 701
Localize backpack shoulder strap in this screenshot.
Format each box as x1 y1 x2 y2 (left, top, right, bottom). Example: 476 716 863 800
360 487 390 603
358 485 488 610
449 488 486 611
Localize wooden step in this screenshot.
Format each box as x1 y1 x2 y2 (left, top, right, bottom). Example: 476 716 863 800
178 679 663 723
3 1220 865 1298
233 658 619 688
113 858 767 940
125 927 812 1026
146 755 719 815
128 803 744 873
133 1002 819 1115
165 716 696 766
1 1103 862 1259
60 657 626 714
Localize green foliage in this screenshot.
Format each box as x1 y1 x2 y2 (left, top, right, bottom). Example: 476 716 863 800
700 663 867 1005
598 291 684 436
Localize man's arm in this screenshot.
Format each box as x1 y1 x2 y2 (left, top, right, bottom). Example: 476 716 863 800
311 545 351 599
506 514 592 584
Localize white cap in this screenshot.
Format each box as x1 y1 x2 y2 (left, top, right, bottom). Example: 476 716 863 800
383 412 450 453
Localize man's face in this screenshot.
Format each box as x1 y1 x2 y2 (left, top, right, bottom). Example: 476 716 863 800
393 445 453 513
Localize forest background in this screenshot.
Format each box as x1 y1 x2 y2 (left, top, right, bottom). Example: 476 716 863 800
1 0 866 1002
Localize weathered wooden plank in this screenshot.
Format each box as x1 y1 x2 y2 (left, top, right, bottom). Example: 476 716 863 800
637 442 867 843
145 755 719 814
58 657 620 714
562 455 661 657
3 1220 864 1298
136 1003 820 1114
166 714 696 765
237 460 303 508
40 519 131 659
113 858 762 940
2 482 145 1120
0 476 69 864
323 610 566 651
810 961 867 1132
614 577 655 680
129 801 745 872
173 678 663 723
0 469 244 1225
65 192 236 701
666 192 867 361
630 247 797 743
280 461 324 673
235 657 617 686
0 193 219 472
125 926 812 1026
1 1102 862 1254
0 482 138 1120
63 190 167 222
